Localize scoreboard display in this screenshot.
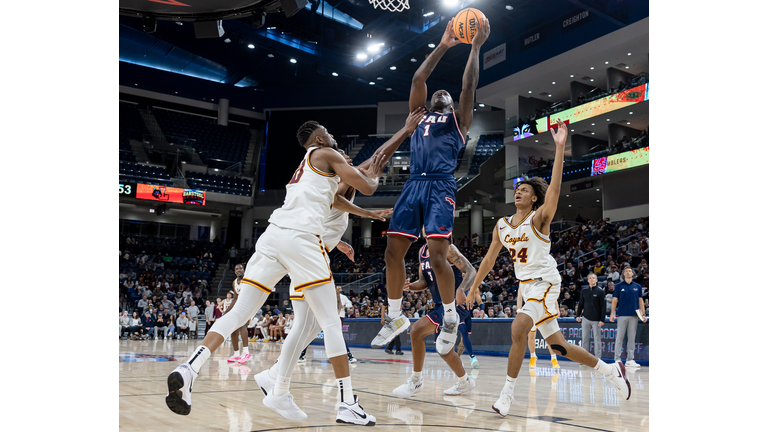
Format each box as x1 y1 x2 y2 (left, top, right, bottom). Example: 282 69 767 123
119 182 206 206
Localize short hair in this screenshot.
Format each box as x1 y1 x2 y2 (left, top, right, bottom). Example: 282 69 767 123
514 177 549 209
296 121 320 148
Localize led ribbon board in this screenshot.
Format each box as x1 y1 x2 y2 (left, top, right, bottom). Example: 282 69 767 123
547 83 649 129
591 147 649 176
133 183 206 206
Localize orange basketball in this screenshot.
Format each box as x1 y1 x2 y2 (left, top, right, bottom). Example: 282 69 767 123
453 8 486 44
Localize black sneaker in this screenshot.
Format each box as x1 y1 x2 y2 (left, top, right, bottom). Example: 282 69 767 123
348 354 357 363
396 350 404 355
385 349 394 355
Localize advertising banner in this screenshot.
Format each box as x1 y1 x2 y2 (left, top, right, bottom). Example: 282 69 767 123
547 83 649 130
483 43 506 70
135 183 206 206
591 147 649 176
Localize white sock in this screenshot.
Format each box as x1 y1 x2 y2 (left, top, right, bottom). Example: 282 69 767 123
338 376 354 404
412 371 422 380
274 375 291 397
186 346 211 374
241 347 248 356
458 373 469 383
443 301 458 322
388 298 402 318
503 375 516 392
551 354 557 361
269 361 279 380
233 348 240 358
594 359 613 376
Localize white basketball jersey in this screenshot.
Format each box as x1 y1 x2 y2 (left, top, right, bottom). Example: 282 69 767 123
233 278 243 295
497 210 560 283
324 188 355 250
269 147 340 236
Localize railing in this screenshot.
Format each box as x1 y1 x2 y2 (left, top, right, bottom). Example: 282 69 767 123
336 273 383 292
216 259 230 297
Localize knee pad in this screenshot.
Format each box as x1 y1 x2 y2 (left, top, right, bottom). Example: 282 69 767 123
319 320 347 358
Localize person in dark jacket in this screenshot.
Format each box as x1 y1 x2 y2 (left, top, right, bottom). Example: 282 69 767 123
141 311 156 340
575 273 606 359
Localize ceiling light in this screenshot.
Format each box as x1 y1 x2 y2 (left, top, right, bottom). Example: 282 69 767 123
267 27 276 30
605 61 609 64
626 122 631 125
175 92 178 94
377 77 383 80
528 91 532 93
568 205 572 207
570 74 574 78
248 44 255 49
629 112 633 115
591 123 595 126
625 66 630 69
267 53 274 58
386 88 392 91
506 5 513 10
590 67 594 70
369 82 375 85
445 0 459 6
410 58 417 62
332 72 338 76
548 94 551 97
224 38 231 43
175 22 183 25
535 140 539 142
357 53 368 60
570 129 574 132
590 79 594 82
474 200 477 203
390 66 396 70
428 43 436 48
479 103 485 107
424 12 434 17
596 200 600 202
606 118 610 121
596 189 600 191
290 58 297 63
367 45 380 53
591 132 595 135
552 81 556 84
628 52 632 56
474 108 476 111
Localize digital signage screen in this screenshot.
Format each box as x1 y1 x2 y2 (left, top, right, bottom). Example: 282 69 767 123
591 147 649 176
548 83 649 130
134 183 206 206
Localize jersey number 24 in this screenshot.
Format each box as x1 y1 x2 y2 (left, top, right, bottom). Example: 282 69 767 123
507 247 528 263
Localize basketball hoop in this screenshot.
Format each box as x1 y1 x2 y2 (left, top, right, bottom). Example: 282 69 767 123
369 0 410 13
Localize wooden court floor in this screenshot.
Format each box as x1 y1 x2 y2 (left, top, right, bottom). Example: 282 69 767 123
119 338 649 432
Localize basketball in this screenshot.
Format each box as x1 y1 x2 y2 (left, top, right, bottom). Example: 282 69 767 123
453 8 486 44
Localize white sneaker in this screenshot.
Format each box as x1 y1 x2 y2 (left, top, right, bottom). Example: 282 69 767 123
606 361 631 400
371 313 410 348
254 369 276 396
435 315 459 355
492 387 515 417
297 356 306 365
165 363 198 415
336 395 376 426
626 360 640 368
392 376 424 398
263 389 308 421
443 377 475 395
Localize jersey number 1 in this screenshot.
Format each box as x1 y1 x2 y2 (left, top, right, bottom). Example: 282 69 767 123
423 125 431 137
508 247 529 263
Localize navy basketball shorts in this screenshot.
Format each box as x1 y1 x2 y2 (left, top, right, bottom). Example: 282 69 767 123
387 176 456 241
425 304 471 334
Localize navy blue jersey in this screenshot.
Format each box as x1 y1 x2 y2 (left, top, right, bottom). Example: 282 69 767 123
419 244 463 307
410 111 465 175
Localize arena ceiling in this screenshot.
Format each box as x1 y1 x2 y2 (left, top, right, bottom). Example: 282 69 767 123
119 0 649 112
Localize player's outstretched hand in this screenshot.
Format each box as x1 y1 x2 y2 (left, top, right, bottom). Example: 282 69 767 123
364 150 389 178
370 208 394 221
464 287 477 309
471 18 490 48
550 118 568 147
403 279 411 292
440 18 461 48
336 241 355 261
405 107 426 133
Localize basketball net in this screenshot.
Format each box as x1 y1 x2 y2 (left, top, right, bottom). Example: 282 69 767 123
369 0 410 13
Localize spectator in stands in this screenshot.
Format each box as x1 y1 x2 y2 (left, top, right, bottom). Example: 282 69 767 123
559 305 570 318
282 300 293 315
120 311 131 339
137 295 149 313
561 291 576 311
128 312 142 340
154 312 169 340
578 261 590 279
141 310 155 340
187 300 199 340
592 260 605 276
229 246 238 269
176 312 190 339
204 300 215 336
627 238 642 267
161 295 174 312
606 265 621 283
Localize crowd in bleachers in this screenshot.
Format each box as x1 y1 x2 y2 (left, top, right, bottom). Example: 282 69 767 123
184 171 251 196
119 236 227 339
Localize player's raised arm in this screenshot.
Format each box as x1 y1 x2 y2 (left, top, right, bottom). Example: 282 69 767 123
333 190 393 221
533 119 568 231
409 20 459 112
447 244 477 294
465 223 503 309
456 17 490 137
321 148 387 195
358 108 425 171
